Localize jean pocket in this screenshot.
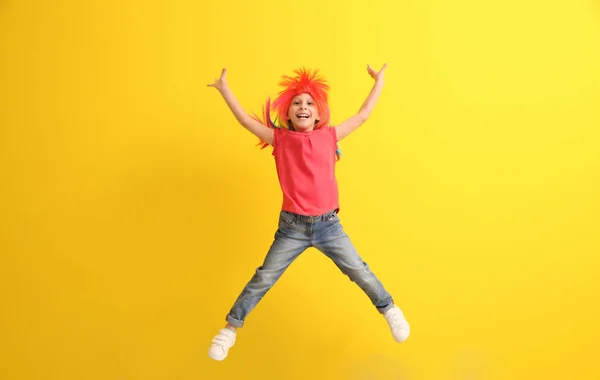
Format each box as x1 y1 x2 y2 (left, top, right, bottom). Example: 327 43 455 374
279 212 295 226
325 213 339 222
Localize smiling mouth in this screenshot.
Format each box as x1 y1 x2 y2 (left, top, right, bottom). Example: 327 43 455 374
296 113 310 119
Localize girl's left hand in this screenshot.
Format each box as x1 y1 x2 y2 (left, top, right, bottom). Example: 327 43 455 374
367 63 387 83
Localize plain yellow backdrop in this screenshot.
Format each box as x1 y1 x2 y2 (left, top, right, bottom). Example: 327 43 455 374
1 0 599 379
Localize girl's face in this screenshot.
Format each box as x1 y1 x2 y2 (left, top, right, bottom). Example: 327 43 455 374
287 93 320 132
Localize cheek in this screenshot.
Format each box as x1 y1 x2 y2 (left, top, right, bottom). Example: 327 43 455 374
312 107 320 119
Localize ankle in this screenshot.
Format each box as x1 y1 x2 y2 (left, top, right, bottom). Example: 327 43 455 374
225 324 238 333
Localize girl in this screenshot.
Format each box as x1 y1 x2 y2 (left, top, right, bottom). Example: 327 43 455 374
206 65 410 361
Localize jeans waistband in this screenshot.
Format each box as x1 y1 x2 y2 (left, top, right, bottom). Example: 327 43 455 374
281 209 338 224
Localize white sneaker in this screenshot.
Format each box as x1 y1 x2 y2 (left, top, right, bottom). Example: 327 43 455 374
383 305 410 342
208 328 236 361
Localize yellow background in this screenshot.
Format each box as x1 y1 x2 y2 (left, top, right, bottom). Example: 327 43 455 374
1 0 599 379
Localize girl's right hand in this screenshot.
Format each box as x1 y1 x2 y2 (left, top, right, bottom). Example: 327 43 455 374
207 68 228 92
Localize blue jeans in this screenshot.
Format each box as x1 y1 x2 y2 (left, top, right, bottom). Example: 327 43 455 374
226 210 394 327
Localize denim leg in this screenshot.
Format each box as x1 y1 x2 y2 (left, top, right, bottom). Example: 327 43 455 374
226 215 310 327
313 215 394 314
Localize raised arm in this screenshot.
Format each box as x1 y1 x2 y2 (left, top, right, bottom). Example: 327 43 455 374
208 68 275 146
335 63 387 141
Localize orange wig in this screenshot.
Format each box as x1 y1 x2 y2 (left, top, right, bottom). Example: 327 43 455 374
271 68 331 130
253 68 332 146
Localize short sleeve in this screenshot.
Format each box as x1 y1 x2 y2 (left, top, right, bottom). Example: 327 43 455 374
329 126 338 144
272 128 283 156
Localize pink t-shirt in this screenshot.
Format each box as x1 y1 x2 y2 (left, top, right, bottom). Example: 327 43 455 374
272 126 339 216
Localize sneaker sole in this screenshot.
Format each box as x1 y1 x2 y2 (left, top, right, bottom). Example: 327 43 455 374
208 351 227 361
